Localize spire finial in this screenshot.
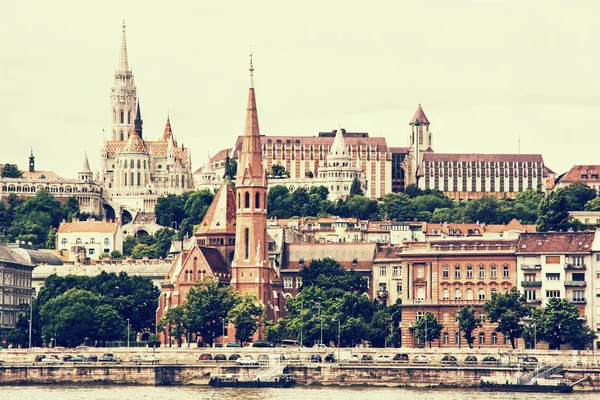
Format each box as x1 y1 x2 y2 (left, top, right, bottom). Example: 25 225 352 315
119 20 130 71
249 46 254 88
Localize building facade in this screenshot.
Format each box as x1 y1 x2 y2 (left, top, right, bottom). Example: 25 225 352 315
56 219 123 261
0 244 34 330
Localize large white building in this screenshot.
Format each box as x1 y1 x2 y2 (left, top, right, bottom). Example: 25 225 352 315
56 219 123 261
99 22 194 221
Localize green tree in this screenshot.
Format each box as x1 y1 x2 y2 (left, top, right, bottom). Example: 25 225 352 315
404 184 423 198
299 258 367 293
157 306 186 347
290 187 310 216
563 182 597 211
430 206 465 223
228 293 264 345
536 189 573 231
267 185 293 219
525 297 597 350
270 164 290 178
369 308 392 348
584 197 600 211
456 306 482 349
463 196 507 224
483 287 530 349
184 190 214 225
349 178 363 197
412 312 443 348
185 278 240 346
153 228 177 259
264 319 286 344
224 155 237 179
380 193 415 221
94 304 126 343
1 164 23 178
345 196 379 219
109 250 123 260
513 189 544 224
155 194 186 227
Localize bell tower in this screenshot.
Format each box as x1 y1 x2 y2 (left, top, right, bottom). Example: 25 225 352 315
110 21 137 141
230 55 274 332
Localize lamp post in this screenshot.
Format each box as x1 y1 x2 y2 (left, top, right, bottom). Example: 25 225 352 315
314 302 323 346
388 311 399 348
425 314 429 348
222 319 227 345
300 299 304 348
456 309 461 349
127 319 130 348
533 323 537 350
332 318 341 362
29 293 35 349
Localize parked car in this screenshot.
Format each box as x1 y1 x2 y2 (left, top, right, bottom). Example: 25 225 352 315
412 355 429 364
324 353 336 363
441 355 458 366
290 354 301 361
35 355 46 363
236 355 258 366
361 354 373 362
86 355 98 362
481 356 497 366
257 354 269 362
312 343 328 349
198 353 213 361
393 353 409 362
309 354 322 363
522 356 538 368
131 354 143 363
252 341 273 348
213 354 227 361
70 355 87 363
375 355 392 363
42 356 63 364
63 354 73 362
228 354 241 361
464 356 478 365
348 355 360 363
226 342 242 348
99 353 121 363
143 354 159 364
279 354 286 361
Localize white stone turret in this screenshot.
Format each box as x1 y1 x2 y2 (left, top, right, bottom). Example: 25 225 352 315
110 21 137 141
78 152 93 182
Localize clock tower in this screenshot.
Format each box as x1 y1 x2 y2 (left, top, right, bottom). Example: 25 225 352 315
230 56 275 332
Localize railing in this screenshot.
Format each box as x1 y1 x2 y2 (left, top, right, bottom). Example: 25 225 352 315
565 280 586 287
564 263 586 270
526 299 541 304
517 364 555 385
521 265 542 270
521 281 542 287
572 299 587 304
437 299 486 305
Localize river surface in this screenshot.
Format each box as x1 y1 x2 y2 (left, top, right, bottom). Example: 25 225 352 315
1 386 597 400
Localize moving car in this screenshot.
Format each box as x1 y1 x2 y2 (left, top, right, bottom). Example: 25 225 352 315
257 354 269 362
464 356 478 365
412 355 428 364
522 356 538 369
63 354 73 362
131 354 143 363
252 341 273 348
35 355 46 363
309 354 322 363
361 354 373 362
441 355 458 366
312 343 328 349
86 355 98 362
236 355 258 366
393 353 409 362
375 355 392 363
348 355 360 363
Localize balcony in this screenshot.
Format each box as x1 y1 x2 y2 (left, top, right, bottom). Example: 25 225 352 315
564 263 586 270
572 299 587 304
521 281 542 287
521 264 542 270
526 299 542 304
564 280 586 287
377 290 389 299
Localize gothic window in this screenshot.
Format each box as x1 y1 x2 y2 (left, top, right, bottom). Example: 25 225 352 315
244 228 249 259
120 110 124 124
143 160 146 169
128 110 131 124
120 131 124 141
130 160 134 169
113 110 116 124
255 192 260 209
181 175 185 188
131 172 134 187
125 173 128 186
244 192 250 208
237 193 240 208
137 160 141 169
137 172 141 186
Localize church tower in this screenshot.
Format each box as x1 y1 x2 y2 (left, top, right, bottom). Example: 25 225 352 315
405 104 433 185
110 21 137 141
230 56 274 331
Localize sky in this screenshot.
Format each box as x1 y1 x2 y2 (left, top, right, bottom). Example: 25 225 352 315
1 0 599 178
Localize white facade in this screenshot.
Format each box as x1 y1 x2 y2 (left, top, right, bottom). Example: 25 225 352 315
57 220 123 260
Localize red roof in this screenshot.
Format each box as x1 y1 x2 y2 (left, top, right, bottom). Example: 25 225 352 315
195 181 236 236
421 153 545 163
558 165 600 183
410 104 430 125
233 135 390 156
516 232 595 254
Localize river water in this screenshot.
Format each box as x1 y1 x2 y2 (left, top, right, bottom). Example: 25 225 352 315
1 386 597 400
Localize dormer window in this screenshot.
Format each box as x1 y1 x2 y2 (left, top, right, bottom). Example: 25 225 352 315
582 174 588 179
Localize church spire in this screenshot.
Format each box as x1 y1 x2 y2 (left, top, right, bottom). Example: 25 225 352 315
28 148 35 172
119 20 130 72
134 101 143 138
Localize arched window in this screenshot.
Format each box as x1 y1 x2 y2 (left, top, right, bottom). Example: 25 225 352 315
113 110 116 123
137 160 141 169
244 228 249 259
264 193 267 210
443 332 449 344
491 332 498 345
442 288 449 300
130 159 134 169
466 288 473 300
137 172 141 186
479 332 485 345
244 192 250 208
255 192 260 209
478 288 485 301
181 175 185 188
120 131 124 141
120 110 124 124
128 110 131 124
90 238 95 244
454 288 461 300
61 238 67 245
237 193 241 208
124 173 128 186
75 238 82 245
143 160 146 169
416 287 425 300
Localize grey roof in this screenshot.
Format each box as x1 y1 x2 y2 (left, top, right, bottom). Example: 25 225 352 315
0 244 35 267
11 248 63 266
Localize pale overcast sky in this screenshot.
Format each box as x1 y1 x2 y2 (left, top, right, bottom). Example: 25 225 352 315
1 0 598 178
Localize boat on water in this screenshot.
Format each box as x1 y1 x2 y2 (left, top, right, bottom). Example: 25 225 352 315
209 373 295 388
479 379 573 393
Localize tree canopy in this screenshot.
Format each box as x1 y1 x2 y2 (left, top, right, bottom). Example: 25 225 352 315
411 312 443 348
456 306 482 349
483 287 530 349
1 164 23 178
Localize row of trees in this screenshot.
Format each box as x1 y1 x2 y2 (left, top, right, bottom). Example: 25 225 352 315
154 189 214 238
267 182 599 231
3 272 160 348
157 280 263 346
412 288 596 350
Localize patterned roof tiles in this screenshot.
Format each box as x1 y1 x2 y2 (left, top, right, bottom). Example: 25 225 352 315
516 232 595 254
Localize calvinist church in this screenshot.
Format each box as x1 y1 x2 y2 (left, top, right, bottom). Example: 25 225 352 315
156 57 284 344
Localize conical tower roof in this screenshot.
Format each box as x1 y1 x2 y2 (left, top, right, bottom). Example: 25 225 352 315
195 180 236 236
80 152 92 173
163 117 173 141
121 131 148 154
410 104 430 125
328 127 350 159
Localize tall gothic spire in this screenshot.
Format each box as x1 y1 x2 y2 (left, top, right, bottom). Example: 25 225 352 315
119 20 130 72
134 101 143 138
236 52 265 186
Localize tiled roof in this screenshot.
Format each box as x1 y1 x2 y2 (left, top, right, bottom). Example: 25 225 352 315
410 104 430 125
195 181 236 236
58 220 119 234
421 153 545 163
558 165 600 183
121 131 148 154
281 242 376 271
233 135 390 155
390 147 410 154
105 139 190 160
22 170 61 180
516 232 595 254
0 244 34 266
198 246 230 275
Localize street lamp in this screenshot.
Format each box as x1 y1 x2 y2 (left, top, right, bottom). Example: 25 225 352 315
300 299 304 348
332 318 341 362
222 319 228 345
314 302 323 345
29 293 36 349
127 319 130 348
